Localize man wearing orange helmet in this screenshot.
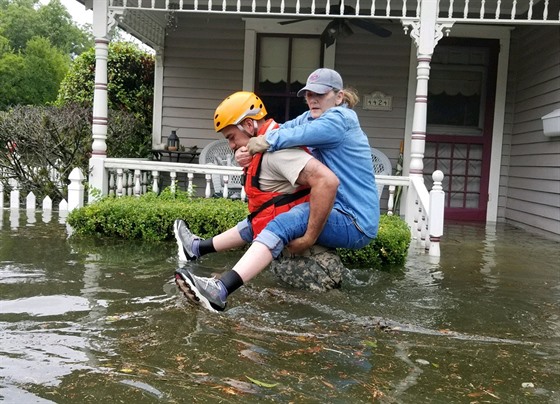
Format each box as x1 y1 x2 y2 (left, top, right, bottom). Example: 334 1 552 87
173 91 340 309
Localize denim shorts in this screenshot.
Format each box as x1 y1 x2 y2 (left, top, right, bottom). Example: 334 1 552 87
252 203 373 259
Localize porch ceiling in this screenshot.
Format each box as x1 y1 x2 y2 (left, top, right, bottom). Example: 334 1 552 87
103 0 558 49
73 0 558 49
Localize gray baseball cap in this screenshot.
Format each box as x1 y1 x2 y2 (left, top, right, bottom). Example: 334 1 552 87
297 68 343 97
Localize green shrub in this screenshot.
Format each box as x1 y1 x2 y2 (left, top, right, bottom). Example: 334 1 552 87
68 190 411 268
67 190 249 242
337 214 411 270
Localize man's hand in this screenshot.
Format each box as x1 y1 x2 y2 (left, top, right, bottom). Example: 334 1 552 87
235 147 252 167
287 235 316 255
247 136 270 155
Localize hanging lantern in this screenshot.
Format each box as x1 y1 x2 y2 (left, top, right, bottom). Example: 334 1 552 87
167 130 180 151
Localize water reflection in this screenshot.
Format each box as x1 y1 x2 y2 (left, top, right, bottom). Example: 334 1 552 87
1 209 559 403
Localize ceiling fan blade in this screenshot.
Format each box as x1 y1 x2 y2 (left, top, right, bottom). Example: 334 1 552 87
278 18 313 25
348 19 392 37
320 20 339 47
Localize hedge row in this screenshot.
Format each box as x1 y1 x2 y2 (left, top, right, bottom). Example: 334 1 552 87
67 189 411 270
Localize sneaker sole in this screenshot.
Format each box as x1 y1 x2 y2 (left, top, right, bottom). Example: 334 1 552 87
175 273 219 313
175 275 199 302
173 221 190 262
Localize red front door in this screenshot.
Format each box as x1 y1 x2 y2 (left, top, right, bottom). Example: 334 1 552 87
423 38 499 221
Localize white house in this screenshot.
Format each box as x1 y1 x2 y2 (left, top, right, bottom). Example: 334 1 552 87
79 0 559 241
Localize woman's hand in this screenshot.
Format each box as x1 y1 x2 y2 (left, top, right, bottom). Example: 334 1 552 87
235 146 252 167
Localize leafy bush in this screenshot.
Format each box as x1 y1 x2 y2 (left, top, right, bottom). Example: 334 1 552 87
68 190 411 268
67 190 249 242
56 42 154 133
337 214 411 269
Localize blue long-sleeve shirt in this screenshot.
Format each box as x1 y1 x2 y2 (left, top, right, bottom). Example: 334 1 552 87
265 106 379 238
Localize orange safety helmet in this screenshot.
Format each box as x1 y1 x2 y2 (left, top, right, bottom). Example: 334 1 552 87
213 91 267 132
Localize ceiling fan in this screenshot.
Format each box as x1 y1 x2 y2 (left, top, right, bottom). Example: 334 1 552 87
279 4 392 48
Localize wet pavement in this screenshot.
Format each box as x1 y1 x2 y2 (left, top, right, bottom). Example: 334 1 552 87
0 209 559 403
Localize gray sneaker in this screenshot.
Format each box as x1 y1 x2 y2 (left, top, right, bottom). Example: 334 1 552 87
174 268 227 312
173 219 199 261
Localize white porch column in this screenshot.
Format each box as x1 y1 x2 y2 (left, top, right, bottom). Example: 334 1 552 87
151 48 164 148
402 3 453 226
88 0 109 203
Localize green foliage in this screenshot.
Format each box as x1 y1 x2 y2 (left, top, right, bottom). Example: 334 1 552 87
67 190 250 242
56 41 154 158
57 42 155 129
337 215 411 270
0 0 92 108
0 0 92 55
68 192 411 268
0 36 70 108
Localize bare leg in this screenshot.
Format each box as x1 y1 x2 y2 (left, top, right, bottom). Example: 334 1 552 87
231 241 273 283
211 226 248 252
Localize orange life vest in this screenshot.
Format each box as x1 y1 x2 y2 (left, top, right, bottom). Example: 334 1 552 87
245 119 310 238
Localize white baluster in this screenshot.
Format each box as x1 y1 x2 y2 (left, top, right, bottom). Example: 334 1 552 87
222 175 229 198
116 169 124 197
109 171 115 196
170 171 177 194
448 0 454 18
187 172 194 195
152 170 160 194
134 169 141 196
387 185 395 216
495 0 501 19
127 172 134 196
142 172 148 194
528 0 533 20
464 0 469 18
480 0 485 19
205 174 212 198
511 0 517 19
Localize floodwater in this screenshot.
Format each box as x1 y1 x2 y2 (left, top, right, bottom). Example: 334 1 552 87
0 209 559 403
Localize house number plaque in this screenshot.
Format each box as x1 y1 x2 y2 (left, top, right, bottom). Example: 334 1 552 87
363 91 392 111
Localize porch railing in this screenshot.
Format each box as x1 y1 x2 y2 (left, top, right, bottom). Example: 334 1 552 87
101 158 445 256
109 0 559 24
1 159 445 256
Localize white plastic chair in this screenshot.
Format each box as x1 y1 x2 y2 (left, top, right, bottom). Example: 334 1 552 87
371 147 392 199
198 139 244 198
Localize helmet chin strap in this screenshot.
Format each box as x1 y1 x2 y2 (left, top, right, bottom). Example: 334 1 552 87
237 119 258 138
